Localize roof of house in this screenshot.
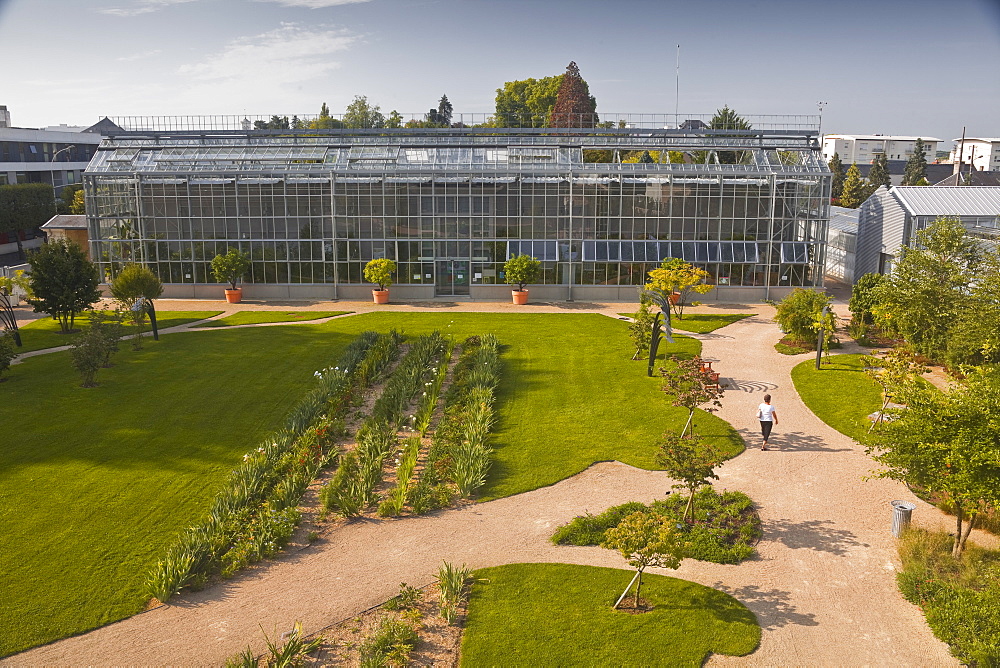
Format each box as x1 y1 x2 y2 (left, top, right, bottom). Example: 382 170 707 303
40 214 88 230
828 205 859 232
824 134 943 143
951 137 1000 143
934 171 1000 187
891 186 1000 217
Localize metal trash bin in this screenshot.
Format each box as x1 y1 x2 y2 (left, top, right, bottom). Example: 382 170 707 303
891 500 916 537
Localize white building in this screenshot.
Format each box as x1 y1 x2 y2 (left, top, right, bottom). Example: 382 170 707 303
822 135 941 165
0 117 101 196
949 138 1000 172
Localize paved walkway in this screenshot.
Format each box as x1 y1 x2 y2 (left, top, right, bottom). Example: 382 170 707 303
10 300 987 666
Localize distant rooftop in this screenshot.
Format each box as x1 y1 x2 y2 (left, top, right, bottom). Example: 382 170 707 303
823 134 943 142
893 186 1000 217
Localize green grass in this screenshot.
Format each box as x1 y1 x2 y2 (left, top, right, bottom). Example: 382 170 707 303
897 528 1000 665
790 354 883 442
551 487 762 564
193 311 352 327
618 312 752 333
0 313 742 656
461 563 760 666
13 311 222 353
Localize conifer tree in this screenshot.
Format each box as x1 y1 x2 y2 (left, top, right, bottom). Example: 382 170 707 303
902 138 928 185
828 152 845 201
867 152 891 191
549 61 598 128
708 105 752 164
437 94 453 126
638 150 655 164
840 163 868 208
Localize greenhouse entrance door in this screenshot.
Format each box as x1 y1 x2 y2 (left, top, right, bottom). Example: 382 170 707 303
435 260 470 296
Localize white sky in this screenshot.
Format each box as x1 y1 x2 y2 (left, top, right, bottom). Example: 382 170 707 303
1 0 998 147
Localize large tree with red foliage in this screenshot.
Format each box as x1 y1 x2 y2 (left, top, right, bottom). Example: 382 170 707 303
549 61 598 128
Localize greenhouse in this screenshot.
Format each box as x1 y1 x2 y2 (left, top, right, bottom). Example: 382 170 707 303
83 117 830 300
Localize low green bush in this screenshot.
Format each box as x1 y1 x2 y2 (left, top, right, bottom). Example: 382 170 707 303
897 528 1000 665
551 487 760 564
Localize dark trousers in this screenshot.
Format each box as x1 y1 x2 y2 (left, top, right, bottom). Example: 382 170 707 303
760 420 773 441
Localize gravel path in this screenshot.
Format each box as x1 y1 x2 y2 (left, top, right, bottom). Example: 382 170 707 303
9 300 985 666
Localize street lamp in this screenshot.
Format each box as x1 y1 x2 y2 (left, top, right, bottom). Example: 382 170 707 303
49 144 76 213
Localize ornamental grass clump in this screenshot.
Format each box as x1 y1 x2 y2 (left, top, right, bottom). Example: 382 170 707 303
358 615 419 668
415 342 454 435
378 437 421 517
438 561 473 625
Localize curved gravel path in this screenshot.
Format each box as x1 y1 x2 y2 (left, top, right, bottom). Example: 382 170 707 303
9 302 978 666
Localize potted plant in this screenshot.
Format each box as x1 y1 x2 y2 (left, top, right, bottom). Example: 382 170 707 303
211 248 251 303
364 258 396 304
503 254 541 305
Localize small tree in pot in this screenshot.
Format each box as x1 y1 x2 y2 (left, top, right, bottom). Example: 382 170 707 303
503 254 541 305
364 258 396 304
211 249 251 303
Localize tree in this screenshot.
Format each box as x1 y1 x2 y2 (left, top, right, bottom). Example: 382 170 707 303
427 94 453 127
864 366 1000 558
839 163 868 208
26 239 101 334
0 270 31 346
309 102 343 129
253 115 289 130
0 183 56 262
871 217 984 363
773 288 833 344
549 61 598 128
70 324 105 387
502 254 541 292
628 298 657 360
111 263 163 349
385 110 403 129
363 258 396 291
708 106 752 164
867 152 891 194
655 431 724 523
848 272 887 329
69 189 85 215
211 248 251 290
601 511 684 609
644 257 713 319
60 184 83 214
946 253 1000 366
343 96 385 129
493 75 563 128
659 355 725 437
902 138 928 186
828 152 846 202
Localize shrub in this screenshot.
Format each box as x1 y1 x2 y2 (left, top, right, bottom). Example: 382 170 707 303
0 332 16 380
438 561 473 624
70 323 106 387
773 288 833 343
383 582 422 611
848 273 886 326
551 488 760 564
26 239 102 333
358 616 419 667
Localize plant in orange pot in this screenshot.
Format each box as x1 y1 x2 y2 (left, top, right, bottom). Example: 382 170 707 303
503 254 541 305
211 248 251 304
364 258 396 304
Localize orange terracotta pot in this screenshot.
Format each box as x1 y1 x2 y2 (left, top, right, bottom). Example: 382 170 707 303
224 288 243 304
668 292 681 305
512 289 528 305
372 289 389 304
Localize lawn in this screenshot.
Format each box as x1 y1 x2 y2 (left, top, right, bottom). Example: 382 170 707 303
12 311 222 353
192 310 352 327
0 312 742 656
461 563 760 666
790 354 883 442
618 312 753 334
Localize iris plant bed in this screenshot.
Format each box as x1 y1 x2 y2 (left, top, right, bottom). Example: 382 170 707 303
551 487 761 564
12 311 222 353
461 563 760 666
193 311 352 327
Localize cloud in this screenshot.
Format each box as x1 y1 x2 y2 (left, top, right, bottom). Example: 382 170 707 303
97 0 198 17
178 23 360 86
117 49 163 62
259 0 373 6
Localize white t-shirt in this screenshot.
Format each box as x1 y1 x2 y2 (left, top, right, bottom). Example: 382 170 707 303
757 403 777 422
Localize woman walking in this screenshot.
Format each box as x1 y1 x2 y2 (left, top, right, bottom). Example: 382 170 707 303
756 394 778 450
